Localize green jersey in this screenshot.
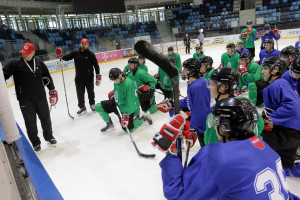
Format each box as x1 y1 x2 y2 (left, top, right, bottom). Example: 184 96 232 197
193 53 205 59
240 28 258 48
123 64 148 73
221 52 240 72
127 68 157 89
242 61 264 83
160 53 181 91
203 69 214 80
113 77 139 114
166 53 182 72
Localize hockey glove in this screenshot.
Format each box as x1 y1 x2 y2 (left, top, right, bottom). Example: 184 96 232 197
138 85 151 92
157 99 173 113
153 73 159 80
121 114 130 130
108 90 114 100
55 48 63 58
274 29 279 35
241 33 247 39
151 112 189 153
49 90 58 106
238 65 249 77
256 30 265 38
182 118 197 148
218 64 224 69
96 74 101 86
262 109 274 131
247 28 252 35
254 60 260 64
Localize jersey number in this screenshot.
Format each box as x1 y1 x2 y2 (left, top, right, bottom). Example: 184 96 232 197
254 158 288 200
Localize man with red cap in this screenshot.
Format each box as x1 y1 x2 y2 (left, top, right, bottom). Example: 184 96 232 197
58 38 101 115
2 43 58 152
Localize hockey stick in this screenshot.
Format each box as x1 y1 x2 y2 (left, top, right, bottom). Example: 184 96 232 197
56 48 74 120
184 143 191 168
115 103 156 158
135 40 182 162
274 25 279 50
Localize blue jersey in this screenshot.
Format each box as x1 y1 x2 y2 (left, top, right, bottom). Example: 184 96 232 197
179 78 211 133
282 70 300 99
263 78 300 131
259 49 280 64
234 47 249 55
254 30 280 49
296 41 300 50
160 135 299 200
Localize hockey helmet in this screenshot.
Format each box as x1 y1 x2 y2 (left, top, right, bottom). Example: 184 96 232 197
226 43 236 49
196 46 203 51
128 57 139 65
168 46 174 52
281 45 299 58
247 20 253 25
239 52 252 64
264 24 271 30
109 68 122 81
262 56 287 77
199 56 213 67
264 39 274 48
236 42 244 47
210 67 240 91
291 57 300 74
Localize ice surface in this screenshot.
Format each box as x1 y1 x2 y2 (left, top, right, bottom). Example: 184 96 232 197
6 38 300 199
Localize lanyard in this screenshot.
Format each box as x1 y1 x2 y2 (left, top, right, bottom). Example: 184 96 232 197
23 58 36 76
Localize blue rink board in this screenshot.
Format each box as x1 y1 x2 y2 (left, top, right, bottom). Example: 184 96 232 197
0 122 63 200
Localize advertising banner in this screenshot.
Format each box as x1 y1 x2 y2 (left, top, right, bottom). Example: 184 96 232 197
122 48 138 58
95 50 123 62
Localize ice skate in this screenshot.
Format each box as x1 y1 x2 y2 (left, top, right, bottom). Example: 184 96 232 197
34 145 41 153
47 138 57 147
141 113 153 125
90 104 96 112
101 119 115 132
77 106 87 115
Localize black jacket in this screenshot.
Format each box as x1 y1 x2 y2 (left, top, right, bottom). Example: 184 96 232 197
184 37 191 45
62 48 100 79
3 56 55 101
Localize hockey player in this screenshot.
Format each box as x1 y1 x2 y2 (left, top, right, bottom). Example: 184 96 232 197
166 46 181 73
254 24 280 50
281 45 299 69
154 97 299 199
296 35 300 49
199 56 214 80
220 43 240 72
123 56 148 73
282 58 300 99
126 58 157 124
234 42 249 55
3 43 57 152
95 68 140 132
60 38 101 114
157 58 211 147
240 20 258 58
259 39 280 64
183 33 191 54
239 52 266 107
192 46 205 60
261 57 300 176
204 67 264 145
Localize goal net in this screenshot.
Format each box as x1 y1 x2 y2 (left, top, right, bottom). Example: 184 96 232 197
161 41 178 54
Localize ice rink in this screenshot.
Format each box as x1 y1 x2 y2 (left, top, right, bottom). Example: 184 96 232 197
6 38 300 199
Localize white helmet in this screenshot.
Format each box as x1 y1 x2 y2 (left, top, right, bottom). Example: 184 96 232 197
199 29 203 33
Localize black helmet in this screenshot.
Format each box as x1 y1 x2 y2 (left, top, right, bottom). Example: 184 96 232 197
236 42 244 47
196 46 203 51
212 97 258 141
247 20 253 25
264 39 274 48
109 68 122 81
128 57 139 65
138 55 145 60
262 56 287 77
168 56 176 64
281 45 299 58
226 43 235 49
183 58 201 77
168 46 174 52
210 68 240 91
264 24 271 30
199 56 213 67
291 57 300 74
239 52 252 60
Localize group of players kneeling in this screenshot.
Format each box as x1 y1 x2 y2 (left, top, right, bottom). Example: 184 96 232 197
94 43 300 199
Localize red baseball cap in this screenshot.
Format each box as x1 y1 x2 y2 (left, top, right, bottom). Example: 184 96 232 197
20 43 35 55
81 38 89 44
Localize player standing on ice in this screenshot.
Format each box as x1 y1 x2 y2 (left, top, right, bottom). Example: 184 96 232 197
183 33 191 54
254 24 280 50
259 39 280 64
126 58 157 124
95 68 141 132
192 46 205 60
281 45 299 69
2 43 58 152
234 42 249 55
240 20 258 59
239 52 266 107
199 56 214 80
154 97 300 199
198 29 204 48
59 38 101 115
203 67 264 145
123 55 148 73
261 57 300 177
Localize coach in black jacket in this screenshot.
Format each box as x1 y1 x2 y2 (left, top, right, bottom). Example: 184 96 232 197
3 43 58 152
60 38 101 115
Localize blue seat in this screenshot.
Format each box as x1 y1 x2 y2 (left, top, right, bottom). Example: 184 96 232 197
292 1 297 6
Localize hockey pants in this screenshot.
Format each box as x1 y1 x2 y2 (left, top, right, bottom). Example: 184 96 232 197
155 83 173 99
138 89 155 112
19 98 54 147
